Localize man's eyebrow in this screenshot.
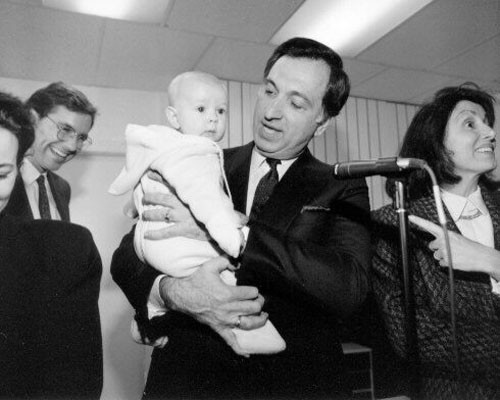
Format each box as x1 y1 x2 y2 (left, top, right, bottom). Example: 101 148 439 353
264 77 277 87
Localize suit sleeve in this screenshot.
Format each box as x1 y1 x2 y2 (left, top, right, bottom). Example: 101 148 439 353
110 225 161 318
238 178 371 318
29 221 103 399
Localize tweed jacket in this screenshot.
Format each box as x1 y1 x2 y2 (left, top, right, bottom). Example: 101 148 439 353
4 170 71 221
371 187 500 399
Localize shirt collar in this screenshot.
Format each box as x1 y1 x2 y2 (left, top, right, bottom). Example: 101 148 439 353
250 147 297 171
20 158 45 185
441 186 488 222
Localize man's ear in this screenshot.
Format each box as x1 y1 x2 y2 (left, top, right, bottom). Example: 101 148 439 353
313 117 331 137
165 106 181 130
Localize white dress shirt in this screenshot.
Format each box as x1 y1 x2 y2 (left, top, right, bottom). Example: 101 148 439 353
20 159 61 220
441 187 499 293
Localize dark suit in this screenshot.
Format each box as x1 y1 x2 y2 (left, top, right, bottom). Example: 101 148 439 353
4 170 71 221
0 213 103 399
371 187 500 399
111 143 371 399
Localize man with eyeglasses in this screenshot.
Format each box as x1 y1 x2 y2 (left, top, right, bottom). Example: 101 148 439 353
5 81 97 221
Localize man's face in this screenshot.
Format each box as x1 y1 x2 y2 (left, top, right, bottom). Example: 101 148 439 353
253 56 331 160
27 105 93 172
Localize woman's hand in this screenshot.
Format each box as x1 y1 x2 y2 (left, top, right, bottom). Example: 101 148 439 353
409 215 500 280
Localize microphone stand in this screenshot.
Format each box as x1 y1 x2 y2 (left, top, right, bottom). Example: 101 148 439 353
392 177 420 399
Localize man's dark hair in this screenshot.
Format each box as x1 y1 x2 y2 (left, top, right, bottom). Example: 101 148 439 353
264 37 350 118
26 81 97 127
387 82 496 200
0 91 35 165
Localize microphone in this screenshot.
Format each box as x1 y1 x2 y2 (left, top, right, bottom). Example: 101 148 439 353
333 157 426 179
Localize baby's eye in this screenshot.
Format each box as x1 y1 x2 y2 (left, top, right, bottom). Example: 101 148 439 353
217 108 226 115
197 106 205 113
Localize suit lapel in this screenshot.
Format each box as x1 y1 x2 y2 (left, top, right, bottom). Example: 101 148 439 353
256 149 331 231
5 175 34 220
224 143 253 214
47 172 69 222
483 188 500 250
411 195 460 233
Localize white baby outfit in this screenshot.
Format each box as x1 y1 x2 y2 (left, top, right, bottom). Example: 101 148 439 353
109 124 285 354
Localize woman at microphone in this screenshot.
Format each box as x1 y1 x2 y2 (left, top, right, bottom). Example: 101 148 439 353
371 83 500 400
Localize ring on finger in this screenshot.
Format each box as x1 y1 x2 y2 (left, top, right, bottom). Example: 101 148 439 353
235 316 242 329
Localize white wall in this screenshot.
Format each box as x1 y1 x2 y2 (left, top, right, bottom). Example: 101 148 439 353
0 76 421 400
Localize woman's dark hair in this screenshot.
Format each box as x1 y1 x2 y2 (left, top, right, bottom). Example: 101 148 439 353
0 91 35 165
387 82 496 200
26 81 97 127
264 37 350 118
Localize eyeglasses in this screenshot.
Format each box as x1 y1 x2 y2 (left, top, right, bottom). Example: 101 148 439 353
45 115 93 149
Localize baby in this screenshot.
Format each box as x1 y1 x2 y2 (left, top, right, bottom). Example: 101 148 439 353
109 71 285 355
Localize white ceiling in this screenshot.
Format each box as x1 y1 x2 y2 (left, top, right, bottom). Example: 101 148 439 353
1 0 499 105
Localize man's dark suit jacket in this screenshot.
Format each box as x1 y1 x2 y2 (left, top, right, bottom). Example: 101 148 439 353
0 213 103 399
111 142 371 399
5 170 71 221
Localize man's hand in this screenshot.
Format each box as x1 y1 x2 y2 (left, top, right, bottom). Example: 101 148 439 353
159 256 267 357
142 191 211 241
142 171 248 241
409 215 500 279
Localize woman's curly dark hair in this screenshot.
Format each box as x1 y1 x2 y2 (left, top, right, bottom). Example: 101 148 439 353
0 91 35 165
387 82 496 200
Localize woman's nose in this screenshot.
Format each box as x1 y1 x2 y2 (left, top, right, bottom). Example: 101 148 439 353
481 123 496 140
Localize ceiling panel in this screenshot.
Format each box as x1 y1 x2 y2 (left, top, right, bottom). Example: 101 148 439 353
352 68 456 103
357 0 500 70
197 38 275 83
167 0 303 42
96 20 212 91
0 0 499 104
343 58 387 88
408 78 500 105
434 34 500 82
0 1 103 85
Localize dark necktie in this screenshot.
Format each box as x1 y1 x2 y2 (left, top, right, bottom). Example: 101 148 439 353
250 158 281 218
37 175 52 220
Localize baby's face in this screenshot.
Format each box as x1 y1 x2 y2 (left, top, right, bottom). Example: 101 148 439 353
175 81 227 142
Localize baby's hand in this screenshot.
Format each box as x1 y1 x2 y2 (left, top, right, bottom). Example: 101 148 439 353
235 211 249 228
